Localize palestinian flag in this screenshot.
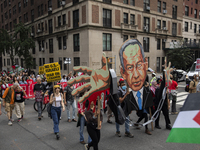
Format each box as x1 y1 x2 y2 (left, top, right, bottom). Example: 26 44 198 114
12 65 19 70
166 93 200 144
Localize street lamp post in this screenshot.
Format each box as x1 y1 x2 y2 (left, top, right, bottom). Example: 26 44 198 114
64 57 71 75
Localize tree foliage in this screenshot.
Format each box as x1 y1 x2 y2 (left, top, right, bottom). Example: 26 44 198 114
0 23 36 70
166 48 193 70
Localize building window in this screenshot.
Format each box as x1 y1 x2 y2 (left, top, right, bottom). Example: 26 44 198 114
39 58 42 66
59 57 62 70
7 59 10 66
58 16 61 27
62 14 66 25
41 4 43 15
172 5 177 19
49 39 53 53
10 22 12 31
157 1 161 12
143 0 150 11
157 39 161 50
32 47 35 54
43 58 45 65
73 0 79 5
19 16 21 23
130 14 135 25
63 57 67 70
63 36 67 49
103 9 112 28
162 21 166 29
162 39 166 50
38 41 41 51
185 6 189 16
143 37 149 52
156 57 160 72
103 33 112 51
123 0 128 4
195 0 198 4
103 0 111 3
33 58 36 69
199 25 200 33
1 4 3 12
190 22 192 29
18 2 21 13
58 37 62 50
185 22 188 32
15 58 19 65
194 9 197 18
74 57 80 66
194 24 197 33
31 9 34 22
130 0 135 6
73 34 80 51
9 9 11 19
4 59 6 66
31 0 34 6
38 5 40 17
163 2 166 10
123 13 128 24
191 8 193 14
49 58 54 63
48 19 53 34
73 9 79 28
143 17 150 32
172 23 177 36
199 11 200 19
157 20 161 29
123 35 128 42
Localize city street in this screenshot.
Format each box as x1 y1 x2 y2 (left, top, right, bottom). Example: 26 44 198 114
0 81 199 150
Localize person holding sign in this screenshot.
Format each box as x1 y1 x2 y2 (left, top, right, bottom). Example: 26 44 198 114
34 77 46 120
49 85 65 140
84 101 102 150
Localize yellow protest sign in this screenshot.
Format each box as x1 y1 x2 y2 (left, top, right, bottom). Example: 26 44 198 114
43 62 61 82
39 66 44 75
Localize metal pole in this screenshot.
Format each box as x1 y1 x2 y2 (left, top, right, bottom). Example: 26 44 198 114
114 55 116 73
68 63 69 75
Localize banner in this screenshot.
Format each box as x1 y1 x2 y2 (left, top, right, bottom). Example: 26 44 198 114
195 58 200 71
39 66 44 75
44 62 61 82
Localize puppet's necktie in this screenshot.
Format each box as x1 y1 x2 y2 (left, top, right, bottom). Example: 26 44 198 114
136 91 142 110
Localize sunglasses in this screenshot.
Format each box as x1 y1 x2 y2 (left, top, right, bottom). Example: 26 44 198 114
55 87 60 89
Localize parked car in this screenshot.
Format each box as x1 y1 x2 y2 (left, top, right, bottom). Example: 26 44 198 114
176 69 187 82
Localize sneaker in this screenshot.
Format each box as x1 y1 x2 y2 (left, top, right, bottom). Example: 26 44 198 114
84 144 89 150
134 123 140 129
67 119 71 122
125 132 134 138
155 125 161 129
60 117 62 120
56 133 60 140
8 120 12 126
166 125 172 130
10 118 14 122
80 141 86 144
38 117 41 121
17 118 22 122
116 131 121 137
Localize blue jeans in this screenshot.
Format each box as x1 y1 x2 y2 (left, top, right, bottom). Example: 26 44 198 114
51 106 61 133
67 101 76 119
36 101 42 117
80 115 92 143
116 116 130 133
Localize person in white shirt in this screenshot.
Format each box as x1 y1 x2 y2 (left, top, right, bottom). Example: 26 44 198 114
60 75 67 83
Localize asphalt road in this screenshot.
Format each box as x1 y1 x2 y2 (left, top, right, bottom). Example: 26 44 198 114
0 81 199 150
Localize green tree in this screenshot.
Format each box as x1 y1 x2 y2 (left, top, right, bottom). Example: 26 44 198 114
0 29 15 65
14 23 36 71
166 47 193 70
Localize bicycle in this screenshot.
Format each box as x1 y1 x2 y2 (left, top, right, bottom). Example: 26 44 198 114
33 95 49 112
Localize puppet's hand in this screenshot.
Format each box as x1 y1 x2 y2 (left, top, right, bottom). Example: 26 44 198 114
164 57 173 87
68 53 110 103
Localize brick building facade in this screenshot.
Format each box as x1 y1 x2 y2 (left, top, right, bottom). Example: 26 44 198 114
0 0 185 75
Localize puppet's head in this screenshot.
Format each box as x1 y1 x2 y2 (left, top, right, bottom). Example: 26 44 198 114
119 39 148 91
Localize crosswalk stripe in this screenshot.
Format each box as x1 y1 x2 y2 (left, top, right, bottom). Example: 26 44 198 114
170 92 188 105
177 92 188 96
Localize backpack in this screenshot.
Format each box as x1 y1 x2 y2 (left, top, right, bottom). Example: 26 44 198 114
185 81 195 92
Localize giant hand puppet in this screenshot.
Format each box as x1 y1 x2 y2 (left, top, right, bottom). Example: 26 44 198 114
68 39 172 125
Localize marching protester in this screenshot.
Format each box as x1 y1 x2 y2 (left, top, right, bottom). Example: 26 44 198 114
19 77 28 84
1 81 9 96
2 83 19 126
64 84 77 122
115 78 134 138
77 92 92 144
13 76 19 83
168 74 178 115
33 77 46 120
49 85 65 140
150 73 157 86
84 101 102 150
15 86 26 122
60 75 67 83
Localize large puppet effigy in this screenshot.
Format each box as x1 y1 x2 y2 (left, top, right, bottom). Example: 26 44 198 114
68 39 172 126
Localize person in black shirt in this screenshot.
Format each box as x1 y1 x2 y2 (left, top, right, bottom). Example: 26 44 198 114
33 77 46 120
15 86 26 122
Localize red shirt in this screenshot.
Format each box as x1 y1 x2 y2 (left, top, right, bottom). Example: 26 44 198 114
168 80 178 90
27 79 33 85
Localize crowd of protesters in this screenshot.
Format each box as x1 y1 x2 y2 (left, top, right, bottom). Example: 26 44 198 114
1 68 199 150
